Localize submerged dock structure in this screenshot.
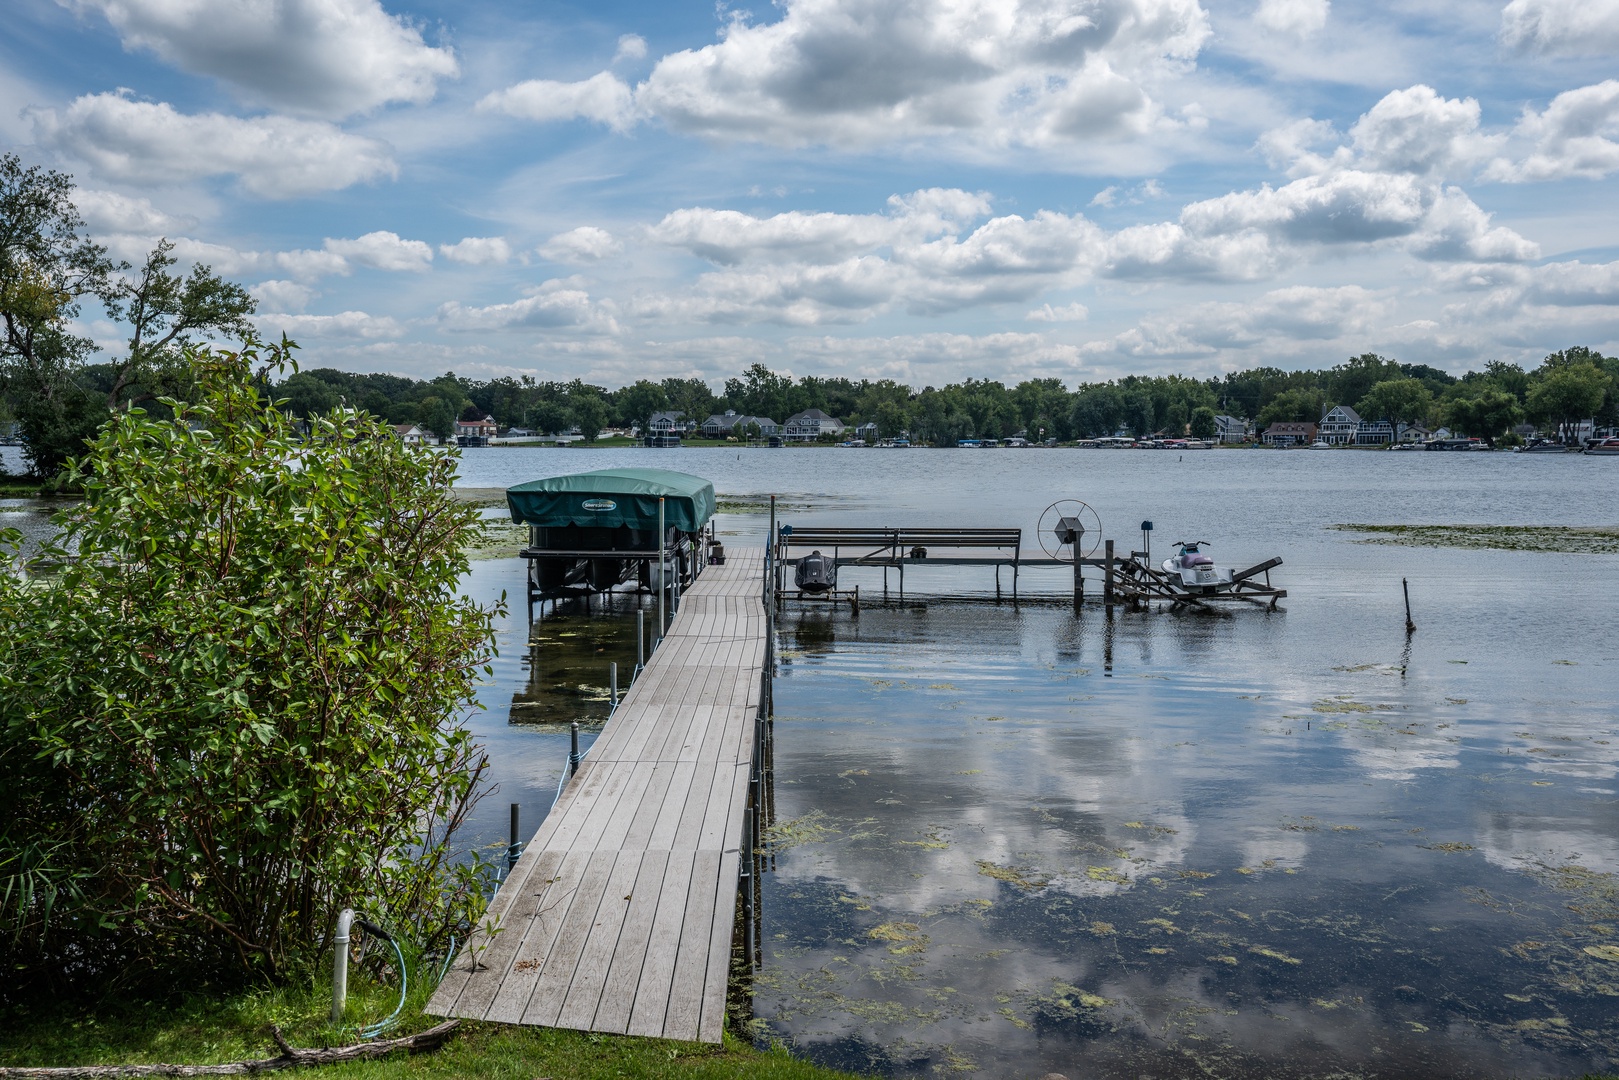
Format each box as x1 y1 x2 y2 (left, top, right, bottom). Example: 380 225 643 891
426 548 771 1043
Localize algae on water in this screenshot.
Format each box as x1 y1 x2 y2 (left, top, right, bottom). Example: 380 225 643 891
1334 523 1619 554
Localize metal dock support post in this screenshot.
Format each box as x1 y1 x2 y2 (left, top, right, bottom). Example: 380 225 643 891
507 803 523 873
569 721 580 776
637 610 645 670
1104 539 1115 607
610 662 618 707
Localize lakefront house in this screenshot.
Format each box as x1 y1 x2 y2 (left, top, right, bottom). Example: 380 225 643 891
1318 405 1360 446
782 409 846 442
700 410 779 438
1262 421 1318 447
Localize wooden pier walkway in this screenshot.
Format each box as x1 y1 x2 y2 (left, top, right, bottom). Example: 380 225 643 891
427 548 768 1043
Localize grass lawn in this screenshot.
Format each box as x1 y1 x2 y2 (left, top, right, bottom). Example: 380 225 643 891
0 974 854 1079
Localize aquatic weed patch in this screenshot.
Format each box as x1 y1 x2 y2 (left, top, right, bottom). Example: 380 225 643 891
1334 523 1619 553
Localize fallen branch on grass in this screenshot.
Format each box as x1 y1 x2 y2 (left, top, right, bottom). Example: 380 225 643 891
0 1019 461 1078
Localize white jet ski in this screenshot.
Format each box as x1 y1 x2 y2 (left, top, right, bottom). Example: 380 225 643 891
1161 540 1235 594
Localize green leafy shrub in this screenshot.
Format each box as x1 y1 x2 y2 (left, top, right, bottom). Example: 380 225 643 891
0 335 498 995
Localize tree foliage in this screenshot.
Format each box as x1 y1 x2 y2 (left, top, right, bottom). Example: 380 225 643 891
1 154 256 477
1356 378 1433 425
0 335 497 993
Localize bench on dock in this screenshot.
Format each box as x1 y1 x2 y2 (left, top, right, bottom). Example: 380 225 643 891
776 526 1023 565
775 526 1026 601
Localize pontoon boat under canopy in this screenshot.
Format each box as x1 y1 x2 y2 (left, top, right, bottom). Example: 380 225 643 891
506 468 717 534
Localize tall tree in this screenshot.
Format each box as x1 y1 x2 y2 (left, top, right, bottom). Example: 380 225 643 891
1526 363 1611 442
105 240 256 409
0 154 116 407
1357 378 1434 426
1444 389 1521 443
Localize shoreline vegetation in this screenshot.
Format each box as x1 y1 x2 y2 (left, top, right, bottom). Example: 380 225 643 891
1334 523 1619 554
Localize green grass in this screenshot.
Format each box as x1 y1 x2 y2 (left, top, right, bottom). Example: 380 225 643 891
0 973 854 1079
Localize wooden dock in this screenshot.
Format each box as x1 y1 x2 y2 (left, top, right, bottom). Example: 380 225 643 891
427 548 769 1043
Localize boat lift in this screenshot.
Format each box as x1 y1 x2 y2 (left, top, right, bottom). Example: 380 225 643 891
506 468 718 623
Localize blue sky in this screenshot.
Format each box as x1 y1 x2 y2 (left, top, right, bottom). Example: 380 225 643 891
5 0 1618 388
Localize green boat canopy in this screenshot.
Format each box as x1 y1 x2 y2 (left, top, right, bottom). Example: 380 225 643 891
506 468 717 533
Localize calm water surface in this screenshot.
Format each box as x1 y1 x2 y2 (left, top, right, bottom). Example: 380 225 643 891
452 446 1619 1078
12 442 1619 1076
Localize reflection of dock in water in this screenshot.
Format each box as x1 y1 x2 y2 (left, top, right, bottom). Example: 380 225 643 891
428 548 771 1043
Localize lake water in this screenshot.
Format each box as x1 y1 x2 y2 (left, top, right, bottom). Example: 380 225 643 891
449 445 1619 1078
10 441 1619 1076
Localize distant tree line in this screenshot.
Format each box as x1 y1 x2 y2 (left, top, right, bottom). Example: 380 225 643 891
268 349 1616 450
4 152 1615 480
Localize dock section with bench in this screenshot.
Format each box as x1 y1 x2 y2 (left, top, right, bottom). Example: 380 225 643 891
773 524 1285 610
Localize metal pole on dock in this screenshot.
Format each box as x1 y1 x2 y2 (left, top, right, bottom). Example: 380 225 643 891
768 495 777 610
610 662 618 707
1104 539 1115 607
637 609 645 669
570 721 580 776
508 803 522 873
657 497 666 635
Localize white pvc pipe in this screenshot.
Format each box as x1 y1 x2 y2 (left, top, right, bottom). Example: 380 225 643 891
331 907 355 1023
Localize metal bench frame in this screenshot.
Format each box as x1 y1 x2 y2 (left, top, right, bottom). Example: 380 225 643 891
774 526 1026 602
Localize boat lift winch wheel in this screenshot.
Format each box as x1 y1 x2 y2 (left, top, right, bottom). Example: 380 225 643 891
1038 500 1103 562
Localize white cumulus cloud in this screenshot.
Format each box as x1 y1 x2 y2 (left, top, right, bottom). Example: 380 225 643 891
29 93 396 197
250 279 317 312
323 231 433 271
539 226 625 263
1027 301 1090 321
63 0 458 117
1094 284 1385 359
74 187 195 234
1253 0 1329 37
614 34 648 62
438 282 621 333
254 310 405 339
1500 0 1619 56
1266 82 1619 186
439 236 512 265
483 0 1211 151
477 72 637 131
1484 80 1619 182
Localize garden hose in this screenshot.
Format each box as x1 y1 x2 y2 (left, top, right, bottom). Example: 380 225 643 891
355 918 408 1040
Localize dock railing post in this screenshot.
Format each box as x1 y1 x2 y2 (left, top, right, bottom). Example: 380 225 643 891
1104 539 1115 607
657 497 666 635
637 609 645 670
569 721 580 776
768 495 777 610
610 661 618 707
